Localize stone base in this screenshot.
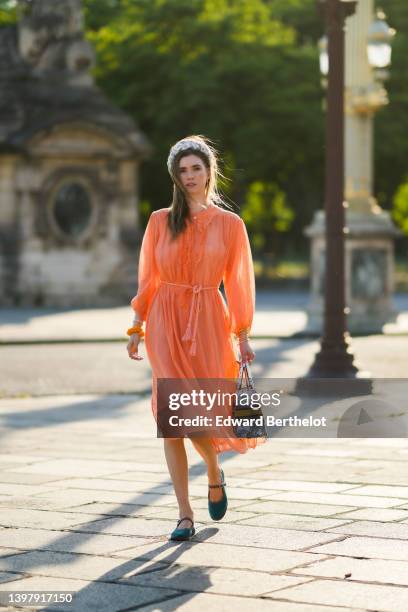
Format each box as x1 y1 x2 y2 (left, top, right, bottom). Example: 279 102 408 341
304 208 401 335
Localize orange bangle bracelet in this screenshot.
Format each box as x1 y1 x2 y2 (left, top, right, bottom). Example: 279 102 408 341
127 326 145 338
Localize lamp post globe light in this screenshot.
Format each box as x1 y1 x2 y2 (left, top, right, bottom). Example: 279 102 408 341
305 0 400 339
319 34 329 77
367 8 395 73
318 8 395 77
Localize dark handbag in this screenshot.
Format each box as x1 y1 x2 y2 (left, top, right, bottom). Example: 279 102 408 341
232 361 267 439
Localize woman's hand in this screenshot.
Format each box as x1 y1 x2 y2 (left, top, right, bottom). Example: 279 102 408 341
127 333 144 361
239 339 255 364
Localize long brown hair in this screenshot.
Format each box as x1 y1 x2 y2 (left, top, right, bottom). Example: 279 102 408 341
167 134 234 239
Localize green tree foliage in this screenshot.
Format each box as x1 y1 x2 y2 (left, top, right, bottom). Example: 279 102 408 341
393 179 408 235
84 0 324 254
1 1 406 256
242 181 294 254
0 0 17 24
374 1 408 252
83 0 122 31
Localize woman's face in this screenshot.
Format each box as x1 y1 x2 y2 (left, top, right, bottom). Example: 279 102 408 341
178 154 209 197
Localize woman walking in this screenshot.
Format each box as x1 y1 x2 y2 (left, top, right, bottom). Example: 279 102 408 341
127 135 265 541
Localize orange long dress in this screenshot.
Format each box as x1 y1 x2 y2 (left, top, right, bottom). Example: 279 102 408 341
131 202 266 454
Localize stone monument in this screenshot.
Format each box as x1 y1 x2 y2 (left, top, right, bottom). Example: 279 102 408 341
0 0 151 306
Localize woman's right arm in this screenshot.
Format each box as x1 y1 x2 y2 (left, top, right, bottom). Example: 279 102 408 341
127 211 159 361
127 307 144 360
130 211 160 321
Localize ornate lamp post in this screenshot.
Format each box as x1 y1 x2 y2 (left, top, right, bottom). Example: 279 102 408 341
306 0 360 378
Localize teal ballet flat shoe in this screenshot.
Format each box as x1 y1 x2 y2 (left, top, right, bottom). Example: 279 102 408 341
169 516 195 541
208 467 228 521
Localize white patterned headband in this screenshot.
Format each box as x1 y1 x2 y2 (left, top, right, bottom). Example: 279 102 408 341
167 139 213 174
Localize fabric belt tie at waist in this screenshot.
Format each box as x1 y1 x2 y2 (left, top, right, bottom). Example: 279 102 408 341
160 280 218 356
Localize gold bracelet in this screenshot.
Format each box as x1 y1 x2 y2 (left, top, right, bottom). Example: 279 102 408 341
236 328 250 342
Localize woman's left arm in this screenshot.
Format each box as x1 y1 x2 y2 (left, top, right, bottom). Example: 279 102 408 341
222 216 256 364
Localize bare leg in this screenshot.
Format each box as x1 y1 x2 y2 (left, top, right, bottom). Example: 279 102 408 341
190 437 223 502
163 438 194 529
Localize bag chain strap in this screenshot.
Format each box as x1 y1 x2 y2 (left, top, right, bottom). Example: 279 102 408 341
237 361 254 391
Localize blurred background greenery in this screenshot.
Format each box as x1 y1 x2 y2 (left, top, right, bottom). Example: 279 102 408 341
1 0 407 284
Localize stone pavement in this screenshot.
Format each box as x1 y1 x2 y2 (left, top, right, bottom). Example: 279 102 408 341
0 393 408 611
1 293 408 610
